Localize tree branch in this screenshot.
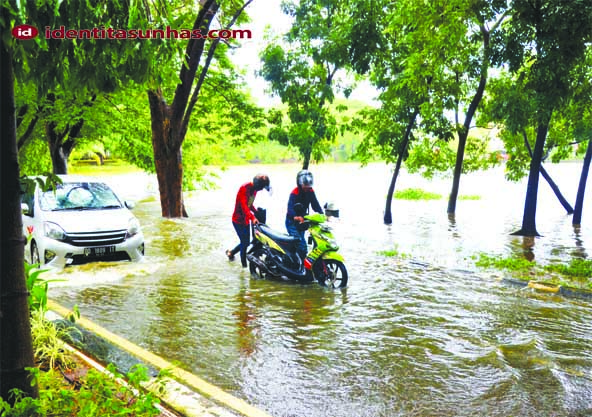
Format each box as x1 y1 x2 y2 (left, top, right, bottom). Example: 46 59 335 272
17 114 40 150
181 0 253 139
170 0 218 146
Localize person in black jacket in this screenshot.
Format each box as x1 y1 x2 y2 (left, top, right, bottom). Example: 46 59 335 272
285 170 323 259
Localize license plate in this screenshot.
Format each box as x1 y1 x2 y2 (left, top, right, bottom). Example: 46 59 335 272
84 246 116 256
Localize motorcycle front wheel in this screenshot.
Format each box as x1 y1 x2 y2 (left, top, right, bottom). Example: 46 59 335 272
313 259 348 288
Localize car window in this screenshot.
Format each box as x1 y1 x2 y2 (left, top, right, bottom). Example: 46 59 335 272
39 182 122 211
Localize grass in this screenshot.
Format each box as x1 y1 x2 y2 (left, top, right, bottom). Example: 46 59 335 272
474 253 592 290
69 159 143 176
393 188 481 201
378 247 411 259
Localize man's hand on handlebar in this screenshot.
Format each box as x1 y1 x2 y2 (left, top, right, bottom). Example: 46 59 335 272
294 216 304 223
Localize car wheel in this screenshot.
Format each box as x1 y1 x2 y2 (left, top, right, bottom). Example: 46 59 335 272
31 241 41 265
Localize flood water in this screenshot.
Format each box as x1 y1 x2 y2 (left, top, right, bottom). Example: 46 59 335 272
48 162 592 417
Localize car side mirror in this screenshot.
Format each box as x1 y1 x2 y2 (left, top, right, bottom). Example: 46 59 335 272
21 203 30 215
124 201 136 209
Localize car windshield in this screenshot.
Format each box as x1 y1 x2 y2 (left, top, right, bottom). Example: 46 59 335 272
39 182 122 211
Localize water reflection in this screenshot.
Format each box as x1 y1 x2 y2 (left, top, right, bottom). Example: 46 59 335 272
49 163 592 417
572 226 588 259
233 280 260 357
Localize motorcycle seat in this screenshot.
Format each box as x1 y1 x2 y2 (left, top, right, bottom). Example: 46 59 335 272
258 224 300 245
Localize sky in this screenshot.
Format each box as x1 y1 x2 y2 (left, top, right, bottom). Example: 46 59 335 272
229 0 378 108
229 1 293 107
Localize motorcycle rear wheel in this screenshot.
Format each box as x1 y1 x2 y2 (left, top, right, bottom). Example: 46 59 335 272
248 247 268 279
313 259 348 288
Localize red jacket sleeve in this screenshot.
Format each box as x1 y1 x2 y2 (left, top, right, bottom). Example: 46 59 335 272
235 183 256 223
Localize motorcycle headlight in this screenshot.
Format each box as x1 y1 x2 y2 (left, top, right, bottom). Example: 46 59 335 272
126 218 141 239
321 234 339 250
44 222 65 241
328 240 339 250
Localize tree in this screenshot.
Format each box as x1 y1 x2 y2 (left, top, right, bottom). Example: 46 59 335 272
13 0 172 175
147 0 255 218
480 72 582 216
348 0 506 223
393 0 508 217
0 6 39 402
2 0 164 400
497 0 592 236
260 0 357 170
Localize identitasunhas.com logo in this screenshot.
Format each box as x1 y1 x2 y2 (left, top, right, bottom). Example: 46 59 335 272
11 24 252 40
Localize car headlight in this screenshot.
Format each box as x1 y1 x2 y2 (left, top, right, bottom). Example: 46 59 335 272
44 222 65 241
126 218 141 239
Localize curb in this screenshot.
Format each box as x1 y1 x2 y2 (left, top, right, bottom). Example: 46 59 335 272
47 300 272 417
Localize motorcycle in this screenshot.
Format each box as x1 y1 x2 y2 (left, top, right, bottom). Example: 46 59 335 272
247 207 348 288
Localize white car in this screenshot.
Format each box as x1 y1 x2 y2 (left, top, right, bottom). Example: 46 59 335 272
21 175 145 268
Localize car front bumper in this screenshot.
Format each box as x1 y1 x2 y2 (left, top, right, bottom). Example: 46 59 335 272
41 233 145 268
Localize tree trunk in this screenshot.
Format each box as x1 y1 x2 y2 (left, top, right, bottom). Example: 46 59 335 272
147 0 220 218
512 114 552 236
49 145 69 175
46 119 80 175
539 164 574 214
573 136 592 226
302 151 311 170
148 90 187 218
384 149 404 225
447 129 468 216
384 110 418 225
0 25 39 402
447 24 491 216
523 131 573 214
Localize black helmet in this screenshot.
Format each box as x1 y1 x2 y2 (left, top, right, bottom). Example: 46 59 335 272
296 170 313 187
253 174 270 191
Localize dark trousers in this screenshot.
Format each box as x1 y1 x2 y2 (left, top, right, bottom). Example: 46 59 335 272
285 219 307 259
231 222 251 267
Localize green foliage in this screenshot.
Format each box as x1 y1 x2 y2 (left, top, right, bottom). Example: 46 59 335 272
260 43 339 166
475 253 535 272
482 1 592 189
378 247 410 259
474 253 592 289
18 139 52 176
480 65 591 182
24 263 50 314
8 0 176 94
260 0 361 167
544 259 592 278
392 188 480 201
405 134 501 179
458 194 481 201
30 312 77 371
0 364 164 417
394 188 442 200
405 138 457 179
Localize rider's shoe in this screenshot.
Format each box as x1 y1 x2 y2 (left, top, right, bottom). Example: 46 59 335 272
226 249 235 261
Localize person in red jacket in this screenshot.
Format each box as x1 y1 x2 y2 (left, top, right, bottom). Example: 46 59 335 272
227 174 270 267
